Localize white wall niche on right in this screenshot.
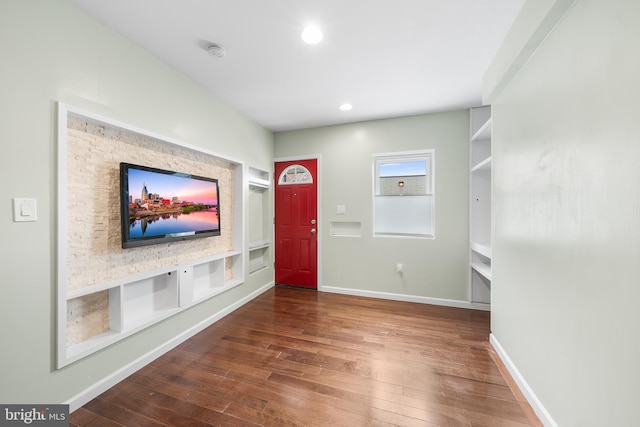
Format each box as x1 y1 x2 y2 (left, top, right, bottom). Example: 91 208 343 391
469 105 492 306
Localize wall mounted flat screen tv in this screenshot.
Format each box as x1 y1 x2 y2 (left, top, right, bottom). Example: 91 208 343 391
120 163 221 248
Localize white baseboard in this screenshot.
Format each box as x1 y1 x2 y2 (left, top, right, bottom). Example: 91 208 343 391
489 334 557 427
65 281 274 412
320 285 491 311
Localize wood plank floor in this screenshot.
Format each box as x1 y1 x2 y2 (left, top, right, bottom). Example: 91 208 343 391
71 287 540 426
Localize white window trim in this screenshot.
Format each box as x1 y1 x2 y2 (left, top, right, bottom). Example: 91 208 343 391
372 149 435 239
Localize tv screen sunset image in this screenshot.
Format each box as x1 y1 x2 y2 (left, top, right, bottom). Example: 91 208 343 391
125 166 220 238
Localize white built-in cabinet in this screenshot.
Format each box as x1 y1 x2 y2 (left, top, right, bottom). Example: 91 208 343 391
56 104 246 368
247 167 272 273
64 251 242 364
470 106 492 306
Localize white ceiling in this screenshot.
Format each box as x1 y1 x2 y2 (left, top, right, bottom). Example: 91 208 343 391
69 0 524 132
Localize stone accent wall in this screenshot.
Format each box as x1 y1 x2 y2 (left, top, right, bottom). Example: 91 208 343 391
65 116 235 346
66 292 109 347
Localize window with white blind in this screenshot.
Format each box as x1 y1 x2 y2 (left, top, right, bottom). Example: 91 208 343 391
373 150 435 238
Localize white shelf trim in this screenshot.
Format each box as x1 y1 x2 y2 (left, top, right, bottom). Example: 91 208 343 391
248 239 271 250
471 117 492 141
249 178 270 188
195 250 242 264
470 241 492 259
123 307 181 332
471 262 492 281
248 166 270 189
67 265 177 299
66 251 241 300
471 156 492 173
249 262 269 274
191 278 243 304
66 330 121 360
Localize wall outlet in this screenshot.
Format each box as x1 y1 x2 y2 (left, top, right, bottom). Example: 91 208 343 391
396 263 403 273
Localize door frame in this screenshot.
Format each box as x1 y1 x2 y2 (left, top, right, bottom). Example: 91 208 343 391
274 154 322 290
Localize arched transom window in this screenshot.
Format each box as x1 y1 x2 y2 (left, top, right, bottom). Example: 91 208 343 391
278 164 313 185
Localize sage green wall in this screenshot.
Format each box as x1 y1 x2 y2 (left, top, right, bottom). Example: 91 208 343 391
274 111 470 301
0 1 273 405
489 0 640 425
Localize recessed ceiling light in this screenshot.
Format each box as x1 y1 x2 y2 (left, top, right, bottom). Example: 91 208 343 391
339 103 353 111
301 26 323 44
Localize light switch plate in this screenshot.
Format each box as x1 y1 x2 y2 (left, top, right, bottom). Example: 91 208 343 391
337 205 346 215
13 198 37 222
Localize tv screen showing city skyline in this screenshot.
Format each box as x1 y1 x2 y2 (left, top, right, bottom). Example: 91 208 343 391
127 167 218 206
120 163 221 248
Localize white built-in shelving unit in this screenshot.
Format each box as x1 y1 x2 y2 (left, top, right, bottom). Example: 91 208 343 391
64 251 242 364
57 104 246 368
470 106 492 306
247 167 272 274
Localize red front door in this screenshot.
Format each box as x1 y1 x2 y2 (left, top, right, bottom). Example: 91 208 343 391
274 159 318 289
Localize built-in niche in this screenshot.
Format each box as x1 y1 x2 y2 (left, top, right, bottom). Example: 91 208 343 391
247 167 271 273
469 105 492 306
57 104 244 367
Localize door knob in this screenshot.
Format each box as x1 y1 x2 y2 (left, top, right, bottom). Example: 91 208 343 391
311 228 317 234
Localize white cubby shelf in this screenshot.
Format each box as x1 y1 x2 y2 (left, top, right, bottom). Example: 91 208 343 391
64 251 242 365
182 251 243 304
